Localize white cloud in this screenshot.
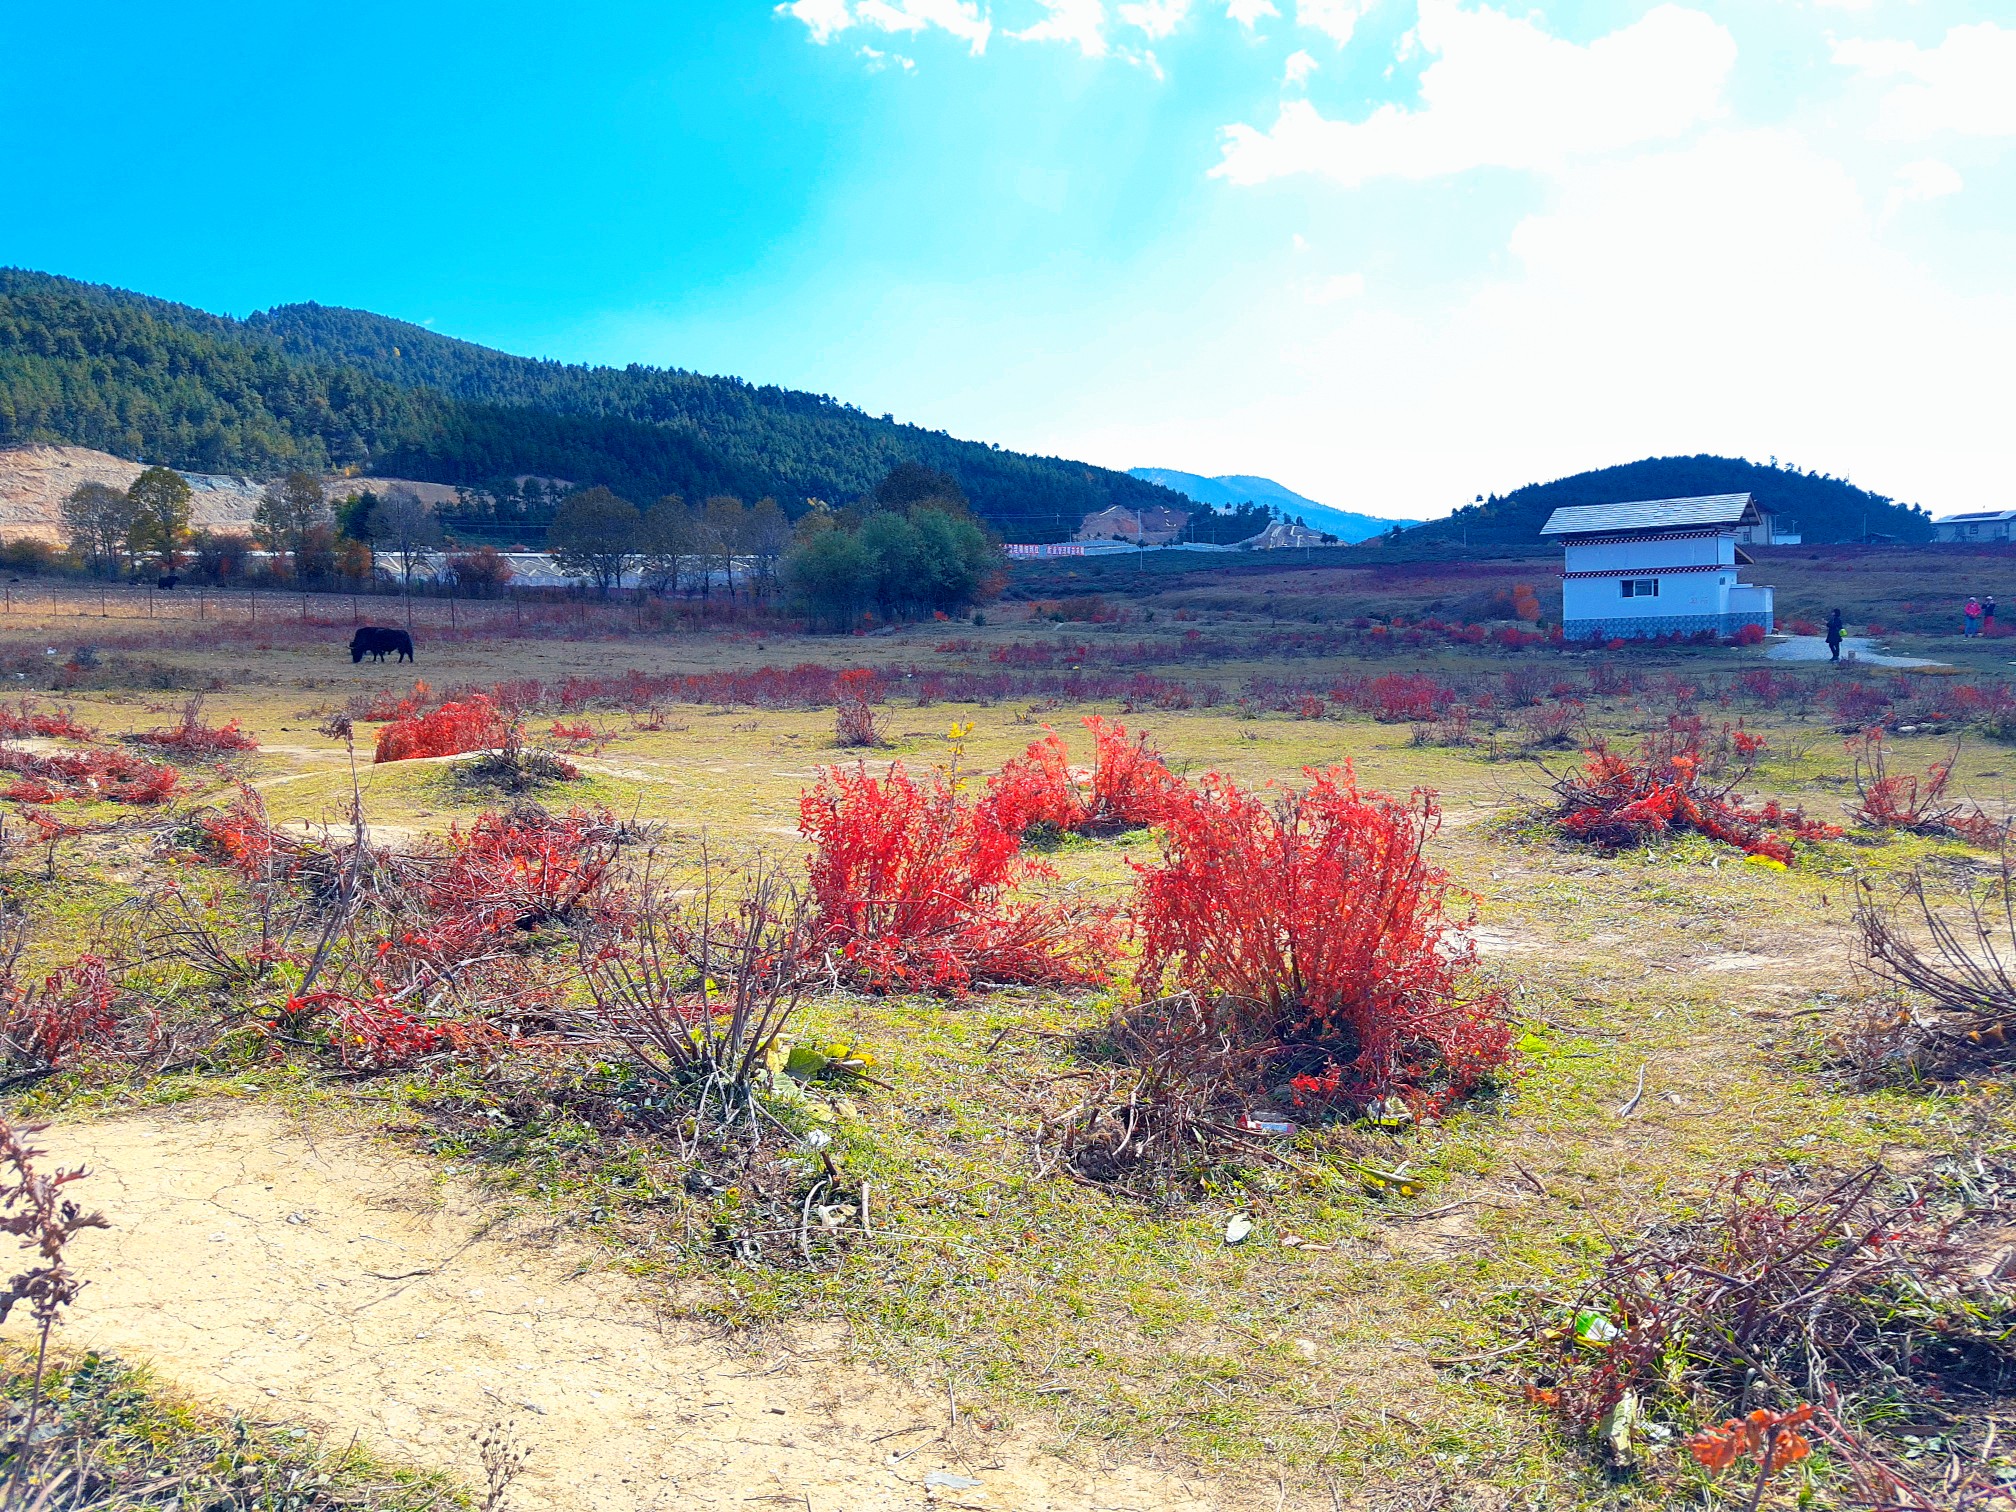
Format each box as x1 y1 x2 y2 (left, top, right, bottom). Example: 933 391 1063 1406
1038 127 2014 520
1883 156 1963 218
1226 0 1279 29
1117 0 1190 40
1297 0 1373 47
1834 24 2016 139
1014 0 1110 56
777 0 855 44
779 0 992 54
1214 1 1735 186
1283 48 1318 85
857 44 919 71
1307 271 1365 302
1895 157 1963 200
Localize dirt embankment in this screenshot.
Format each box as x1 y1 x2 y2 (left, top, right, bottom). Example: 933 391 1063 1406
28 1104 1240 1512
0 445 463 546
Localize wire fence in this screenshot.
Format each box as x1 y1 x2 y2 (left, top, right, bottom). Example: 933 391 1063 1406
0 583 777 638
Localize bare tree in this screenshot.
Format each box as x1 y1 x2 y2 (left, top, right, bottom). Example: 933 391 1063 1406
366 488 444 606
745 496 791 601
548 487 641 597
697 496 747 599
638 496 690 596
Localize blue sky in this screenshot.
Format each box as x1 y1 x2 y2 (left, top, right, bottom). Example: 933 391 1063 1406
3 1 2011 519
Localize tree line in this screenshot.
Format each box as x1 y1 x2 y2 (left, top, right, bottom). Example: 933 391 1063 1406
53 466 506 594
48 460 1002 628
545 463 1001 626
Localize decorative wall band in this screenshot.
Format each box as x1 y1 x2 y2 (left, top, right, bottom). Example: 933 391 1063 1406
1559 527 1727 547
1564 611 1774 642
1562 563 1731 580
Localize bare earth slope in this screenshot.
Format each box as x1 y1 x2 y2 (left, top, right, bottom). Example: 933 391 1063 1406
39 1104 1239 1512
0 445 463 545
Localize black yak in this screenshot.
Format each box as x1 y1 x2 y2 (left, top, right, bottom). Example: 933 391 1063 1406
350 626 415 664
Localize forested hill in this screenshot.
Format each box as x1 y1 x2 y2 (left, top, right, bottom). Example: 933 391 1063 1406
0 269 1184 538
1401 455 1932 548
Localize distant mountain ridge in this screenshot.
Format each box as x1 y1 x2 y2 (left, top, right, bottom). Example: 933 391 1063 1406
0 268 1189 542
1403 455 1931 548
1127 467 1412 543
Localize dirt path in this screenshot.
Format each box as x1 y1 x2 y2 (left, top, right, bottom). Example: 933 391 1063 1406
29 1104 1246 1511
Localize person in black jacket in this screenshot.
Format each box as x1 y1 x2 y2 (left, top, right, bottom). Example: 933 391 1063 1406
1826 608 1844 663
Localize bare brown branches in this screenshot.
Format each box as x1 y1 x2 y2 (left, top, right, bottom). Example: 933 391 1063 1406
1855 863 2016 1070
580 849 819 1139
1033 994 1288 1201
0 1112 106 1501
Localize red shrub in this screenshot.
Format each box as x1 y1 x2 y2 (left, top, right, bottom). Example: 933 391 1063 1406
0 956 155 1068
1846 729 2004 845
408 807 624 960
1546 725 1837 863
547 719 614 754
1786 617 1821 637
1362 673 1456 723
129 699 258 759
0 746 178 805
1132 765 1512 1115
0 701 94 741
1824 680 1893 729
355 679 433 722
985 716 1180 838
1731 623 1767 647
281 988 494 1071
1735 668 1802 709
1591 660 1638 696
374 694 511 763
801 761 1117 994
196 785 287 880
984 731 1080 837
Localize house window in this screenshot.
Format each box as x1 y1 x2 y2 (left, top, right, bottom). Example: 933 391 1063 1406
1620 579 1659 598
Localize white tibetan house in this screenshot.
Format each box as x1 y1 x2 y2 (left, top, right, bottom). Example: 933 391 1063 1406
1541 493 1777 642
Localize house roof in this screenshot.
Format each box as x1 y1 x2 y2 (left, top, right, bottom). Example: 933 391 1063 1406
1934 510 2016 524
1540 492 1760 537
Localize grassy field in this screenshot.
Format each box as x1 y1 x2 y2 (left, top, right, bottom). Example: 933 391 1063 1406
0 569 2010 1509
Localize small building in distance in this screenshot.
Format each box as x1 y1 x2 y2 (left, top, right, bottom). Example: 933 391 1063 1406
1932 510 2016 544
1541 492 1776 641
1075 504 1191 546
